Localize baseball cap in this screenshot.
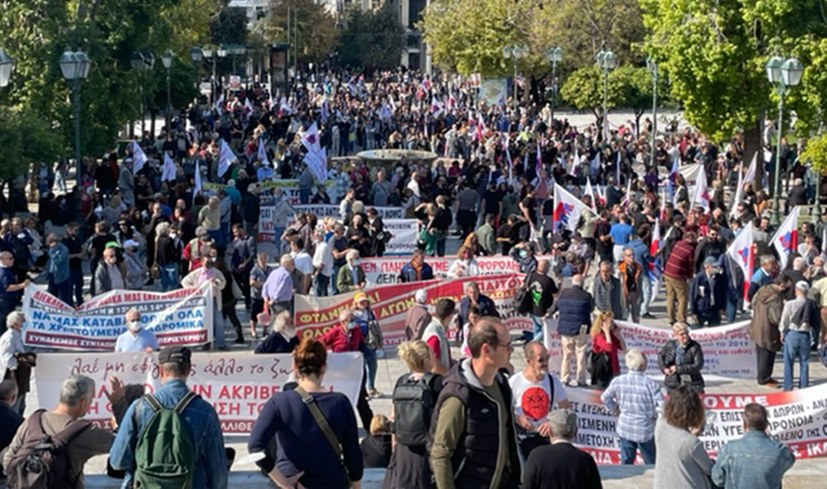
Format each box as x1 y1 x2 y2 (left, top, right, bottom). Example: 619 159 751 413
124 239 140 249
353 291 370 304
158 346 192 365
702 256 719 267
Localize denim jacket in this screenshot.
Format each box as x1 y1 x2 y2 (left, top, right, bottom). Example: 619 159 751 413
711 430 795 489
47 242 70 285
109 379 228 489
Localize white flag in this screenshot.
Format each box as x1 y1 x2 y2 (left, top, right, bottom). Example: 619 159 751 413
585 177 598 213
770 206 800 270
691 168 710 211
552 183 591 233
129 141 148 174
726 222 755 305
193 160 203 203
217 139 236 178
161 152 177 183
257 138 270 167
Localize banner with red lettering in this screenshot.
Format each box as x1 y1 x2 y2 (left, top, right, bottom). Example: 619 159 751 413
294 274 531 346
567 383 827 464
34 352 363 434
545 320 755 379
21 285 214 351
360 255 545 286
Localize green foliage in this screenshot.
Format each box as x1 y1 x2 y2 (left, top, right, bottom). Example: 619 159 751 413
0 108 64 183
560 65 624 117
339 4 405 70
259 0 337 64
210 6 248 46
801 135 827 175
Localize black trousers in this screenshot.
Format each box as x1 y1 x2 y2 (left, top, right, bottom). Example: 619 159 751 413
756 345 777 384
518 435 549 460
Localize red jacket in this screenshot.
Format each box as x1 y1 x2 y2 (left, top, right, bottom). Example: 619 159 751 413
319 325 364 353
664 240 696 280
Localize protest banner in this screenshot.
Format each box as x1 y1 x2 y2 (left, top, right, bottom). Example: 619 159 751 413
35 351 364 434
22 285 214 351
381 219 419 255
544 320 755 379
294 274 531 346
566 383 827 464
360 255 546 285
257 203 404 243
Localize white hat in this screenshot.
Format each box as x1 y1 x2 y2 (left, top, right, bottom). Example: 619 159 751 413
124 239 140 249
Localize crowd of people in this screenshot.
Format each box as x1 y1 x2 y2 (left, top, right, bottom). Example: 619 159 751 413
0 65 824 488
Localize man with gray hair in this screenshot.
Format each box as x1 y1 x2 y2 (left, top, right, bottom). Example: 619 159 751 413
2 374 115 487
114 308 158 353
601 348 664 465
748 255 777 301
0 311 34 415
522 409 603 489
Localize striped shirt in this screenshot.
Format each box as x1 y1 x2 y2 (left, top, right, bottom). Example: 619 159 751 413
664 240 695 280
601 370 664 442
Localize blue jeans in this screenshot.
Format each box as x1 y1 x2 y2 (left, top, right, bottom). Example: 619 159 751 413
314 274 329 297
69 269 84 306
330 264 342 295
640 275 652 315
364 347 378 391
213 299 226 349
783 330 810 391
160 264 179 292
299 188 310 204
274 226 286 257
531 315 546 342
726 298 739 323
619 437 656 465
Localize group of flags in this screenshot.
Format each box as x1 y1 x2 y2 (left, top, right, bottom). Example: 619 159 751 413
301 122 328 182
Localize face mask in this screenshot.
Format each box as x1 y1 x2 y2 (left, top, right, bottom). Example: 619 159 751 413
347 321 358 331
351 259 359 267
282 328 297 339
169 232 177 239
520 250 527 258
128 321 141 332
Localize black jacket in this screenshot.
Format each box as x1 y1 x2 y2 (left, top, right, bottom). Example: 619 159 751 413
360 434 392 468
658 339 705 392
522 442 602 489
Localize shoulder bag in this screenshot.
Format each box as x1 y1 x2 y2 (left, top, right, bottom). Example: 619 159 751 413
295 386 351 487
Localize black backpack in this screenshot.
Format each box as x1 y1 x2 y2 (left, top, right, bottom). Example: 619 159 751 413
392 373 441 447
6 410 91 489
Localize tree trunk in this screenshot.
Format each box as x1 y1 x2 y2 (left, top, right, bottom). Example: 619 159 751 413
745 118 762 190
150 109 157 138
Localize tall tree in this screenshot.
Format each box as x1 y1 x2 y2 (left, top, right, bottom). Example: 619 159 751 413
339 4 405 70
259 0 337 65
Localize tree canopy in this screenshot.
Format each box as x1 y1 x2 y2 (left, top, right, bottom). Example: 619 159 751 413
339 4 405 70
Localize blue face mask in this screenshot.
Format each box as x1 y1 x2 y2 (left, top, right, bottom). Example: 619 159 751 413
347 321 358 331
520 250 528 258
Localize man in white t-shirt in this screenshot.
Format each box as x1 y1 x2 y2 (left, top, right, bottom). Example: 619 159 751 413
290 238 314 275
509 341 572 459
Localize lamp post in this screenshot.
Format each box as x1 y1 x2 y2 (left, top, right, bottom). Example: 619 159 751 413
202 46 217 102
130 51 154 136
0 48 14 88
546 47 563 125
190 46 203 91
596 49 617 141
647 56 658 167
161 50 173 130
502 44 527 112
59 49 91 196
766 56 804 227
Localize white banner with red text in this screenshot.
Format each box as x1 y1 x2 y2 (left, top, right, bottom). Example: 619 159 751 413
294 274 531 347
544 320 755 379
360 255 551 286
34 352 363 434
21 285 214 351
257 203 404 243
567 383 827 464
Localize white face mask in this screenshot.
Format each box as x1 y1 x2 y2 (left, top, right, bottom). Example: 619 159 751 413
350 259 359 267
282 328 297 340
128 321 141 333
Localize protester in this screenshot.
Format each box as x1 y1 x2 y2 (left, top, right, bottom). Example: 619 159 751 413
0 380 22 478
360 414 393 468
592 260 624 319
248 338 363 489
429 318 520 489
524 259 558 342
748 255 778 301
352 291 383 397
509 342 571 459
589 310 626 389
618 246 643 323
123 239 149 290
262 254 295 314
404 289 431 341
601 348 663 465
711 403 795 488
522 410 603 489
688 256 726 327
658 322 705 393
459 281 498 327
779 280 818 391
554 274 594 387
215 257 246 344
94 247 126 294
663 232 697 325
182 253 229 351
653 385 713 489
399 249 435 283
154 222 181 292
230 223 256 309
110 346 228 488
311 228 334 296
337 249 366 292
421 298 456 376
249 251 272 339
749 275 790 387
0 252 29 336
255 311 299 354
3 375 115 489
114 308 158 353
384 340 442 489
0 312 34 415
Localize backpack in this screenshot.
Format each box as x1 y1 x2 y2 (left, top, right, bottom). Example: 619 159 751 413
392 373 441 447
133 392 198 489
366 315 383 350
6 410 91 489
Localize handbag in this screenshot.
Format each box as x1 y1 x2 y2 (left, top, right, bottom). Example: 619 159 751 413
589 351 613 389
295 386 351 487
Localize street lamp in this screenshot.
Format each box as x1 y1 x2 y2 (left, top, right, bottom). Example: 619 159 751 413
766 56 804 226
596 49 617 140
131 51 154 136
546 47 563 125
202 46 217 102
190 46 203 90
0 48 14 88
161 49 173 130
59 49 91 198
647 56 658 167
502 44 527 112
